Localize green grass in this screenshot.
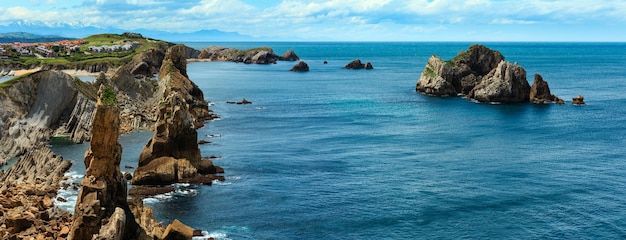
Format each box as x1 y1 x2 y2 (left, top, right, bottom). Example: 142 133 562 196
423 66 437 78
101 86 116 106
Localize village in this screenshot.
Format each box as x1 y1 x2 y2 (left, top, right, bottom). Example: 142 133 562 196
0 38 141 61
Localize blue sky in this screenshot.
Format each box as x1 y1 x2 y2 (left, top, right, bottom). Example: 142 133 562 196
1 0 626 41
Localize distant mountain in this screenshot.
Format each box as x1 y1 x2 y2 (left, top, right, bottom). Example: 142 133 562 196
0 32 73 43
1 21 259 42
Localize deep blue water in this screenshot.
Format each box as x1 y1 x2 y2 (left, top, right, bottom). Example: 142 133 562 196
54 42 626 239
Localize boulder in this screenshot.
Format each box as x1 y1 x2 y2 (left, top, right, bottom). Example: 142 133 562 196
280 49 300 61
530 73 564 104
468 61 530 103
290 61 309 72
573 95 585 105
162 219 194 240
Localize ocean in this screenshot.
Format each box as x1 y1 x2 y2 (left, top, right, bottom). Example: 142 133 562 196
52 42 626 239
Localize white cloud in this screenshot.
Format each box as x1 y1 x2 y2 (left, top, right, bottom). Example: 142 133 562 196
490 18 538 25
2 0 626 41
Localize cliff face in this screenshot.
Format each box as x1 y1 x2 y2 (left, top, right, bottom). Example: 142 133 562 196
133 45 222 186
0 71 97 166
468 61 530 103
69 85 140 240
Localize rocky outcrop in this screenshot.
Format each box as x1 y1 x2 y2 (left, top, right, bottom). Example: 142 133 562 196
416 44 504 96
530 74 564 104
414 55 457 96
195 46 298 64
0 71 98 166
227 98 252 104
0 147 72 240
572 95 585 105
69 85 141 240
280 49 300 61
417 44 563 104
344 59 373 69
468 61 530 103
290 61 309 72
126 44 169 78
133 45 222 186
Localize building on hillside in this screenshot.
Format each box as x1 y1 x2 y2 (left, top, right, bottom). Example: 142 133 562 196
35 46 57 58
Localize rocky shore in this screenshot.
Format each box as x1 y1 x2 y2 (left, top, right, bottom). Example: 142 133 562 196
1 43 221 239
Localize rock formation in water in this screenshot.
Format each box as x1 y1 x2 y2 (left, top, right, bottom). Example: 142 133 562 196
133 45 223 186
195 46 301 64
344 59 373 69
69 85 141 240
416 44 504 96
467 61 530 103
0 147 72 239
290 61 309 72
416 44 563 104
0 70 97 166
414 55 457 96
572 95 585 105
529 74 565 104
280 49 300 61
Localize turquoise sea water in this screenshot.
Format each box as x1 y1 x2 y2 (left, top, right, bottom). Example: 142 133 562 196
53 42 626 239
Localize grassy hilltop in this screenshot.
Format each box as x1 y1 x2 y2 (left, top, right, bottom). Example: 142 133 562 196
2 33 171 68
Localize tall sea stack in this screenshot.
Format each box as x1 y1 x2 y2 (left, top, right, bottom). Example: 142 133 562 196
132 45 222 186
69 85 140 240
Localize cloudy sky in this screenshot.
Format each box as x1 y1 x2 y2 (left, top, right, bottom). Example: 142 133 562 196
1 0 626 41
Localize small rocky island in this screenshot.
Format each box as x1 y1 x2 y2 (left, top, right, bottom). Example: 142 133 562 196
190 46 300 64
416 44 564 104
344 59 373 69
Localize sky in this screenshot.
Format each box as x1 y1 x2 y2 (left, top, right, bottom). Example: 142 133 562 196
1 0 626 41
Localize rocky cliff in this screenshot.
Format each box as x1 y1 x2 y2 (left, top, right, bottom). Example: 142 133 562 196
0 71 98 166
133 45 222 186
416 44 562 104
